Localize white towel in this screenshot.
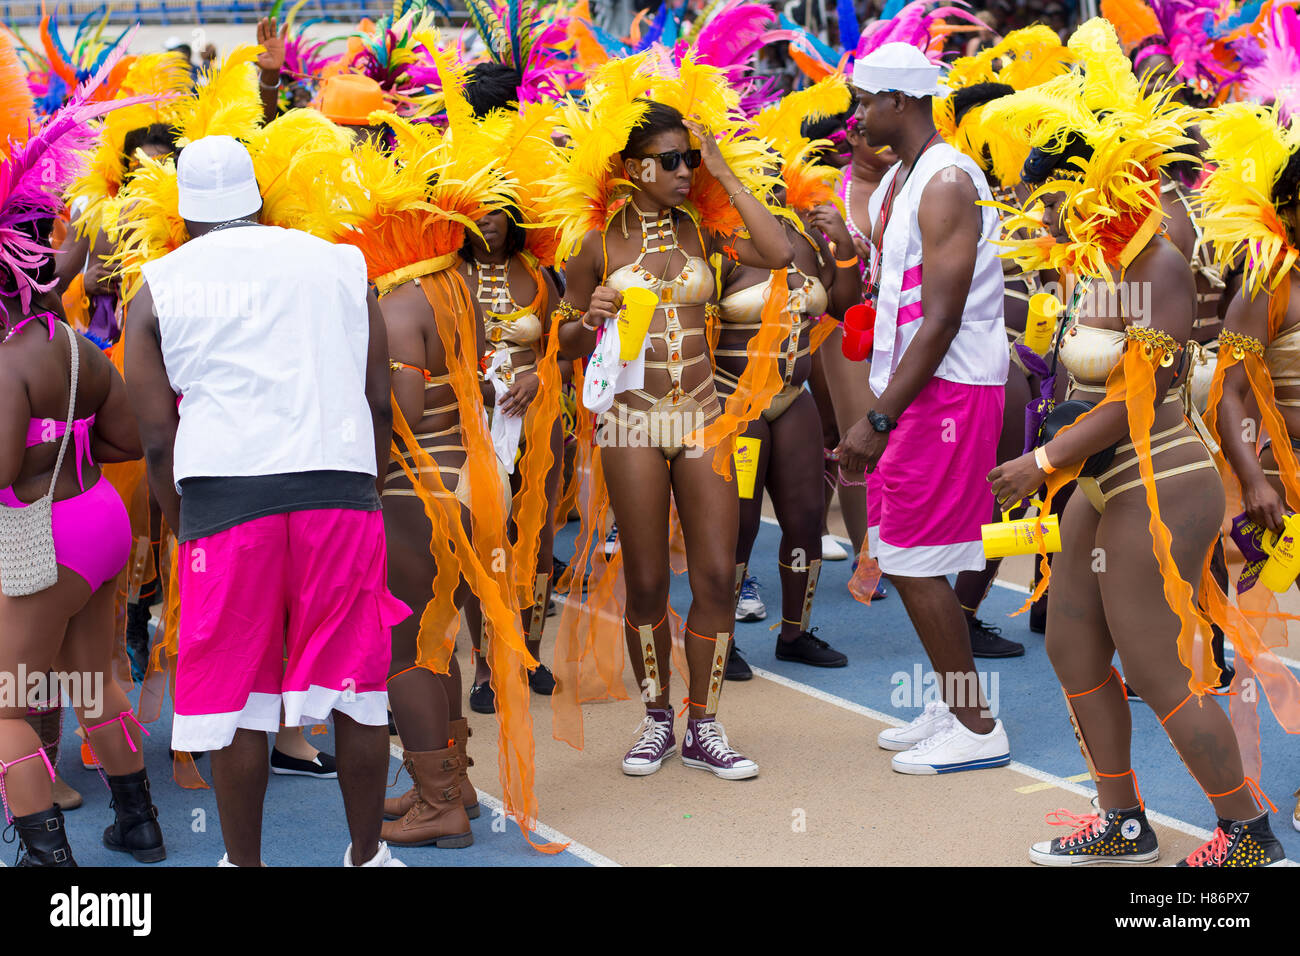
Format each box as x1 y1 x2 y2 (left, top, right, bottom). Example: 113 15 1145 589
581 318 647 415
486 350 524 475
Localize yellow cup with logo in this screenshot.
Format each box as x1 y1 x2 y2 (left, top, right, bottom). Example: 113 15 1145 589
1260 513 1300 592
1022 292 1062 355
733 437 762 499
618 287 658 361
981 500 1062 559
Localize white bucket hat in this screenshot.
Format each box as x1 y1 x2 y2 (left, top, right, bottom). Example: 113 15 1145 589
177 135 263 224
852 42 950 98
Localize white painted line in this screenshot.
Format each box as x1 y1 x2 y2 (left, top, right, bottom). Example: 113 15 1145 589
388 742 620 867
747 665 1216 842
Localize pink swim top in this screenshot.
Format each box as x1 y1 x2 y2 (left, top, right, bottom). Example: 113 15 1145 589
1 314 97 499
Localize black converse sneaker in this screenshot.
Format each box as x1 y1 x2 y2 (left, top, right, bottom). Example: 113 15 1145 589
1029 806 1159 866
1178 814 1289 867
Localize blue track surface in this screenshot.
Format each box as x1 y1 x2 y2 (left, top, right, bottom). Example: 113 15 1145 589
33 517 1300 866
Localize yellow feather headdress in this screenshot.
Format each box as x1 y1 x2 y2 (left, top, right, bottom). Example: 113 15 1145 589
69 52 191 243
980 17 1196 281
750 74 851 214
170 44 265 146
935 26 1075 187
336 50 518 289
1196 102 1300 297
545 51 782 263
479 99 564 266
107 109 359 300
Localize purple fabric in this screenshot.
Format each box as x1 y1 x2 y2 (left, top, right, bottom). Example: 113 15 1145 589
87 294 119 345
1016 343 1055 455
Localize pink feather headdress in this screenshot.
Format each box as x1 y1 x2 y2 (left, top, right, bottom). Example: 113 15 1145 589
854 0 989 62
0 41 156 312
1135 0 1239 96
1238 3 1300 120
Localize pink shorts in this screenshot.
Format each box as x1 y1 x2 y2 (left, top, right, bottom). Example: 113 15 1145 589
868 378 1003 577
172 508 410 752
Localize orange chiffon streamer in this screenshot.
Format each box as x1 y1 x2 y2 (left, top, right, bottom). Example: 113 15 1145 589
1200 280 1300 749
685 273 791 476
508 260 562 608
551 360 631 750
414 269 561 852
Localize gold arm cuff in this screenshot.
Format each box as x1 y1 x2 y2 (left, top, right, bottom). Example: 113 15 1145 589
1219 330 1265 360
553 301 586 325
1125 325 1182 367
375 253 461 297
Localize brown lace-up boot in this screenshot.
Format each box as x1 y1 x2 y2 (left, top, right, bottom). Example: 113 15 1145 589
380 748 474 848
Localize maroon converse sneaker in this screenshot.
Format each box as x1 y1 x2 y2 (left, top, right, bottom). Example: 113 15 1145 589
621 709 675 776
681 718 758 780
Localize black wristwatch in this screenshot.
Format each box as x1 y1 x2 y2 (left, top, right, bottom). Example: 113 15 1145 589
867 410 897 433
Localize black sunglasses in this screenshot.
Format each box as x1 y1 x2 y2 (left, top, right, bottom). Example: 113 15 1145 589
634 149 702 172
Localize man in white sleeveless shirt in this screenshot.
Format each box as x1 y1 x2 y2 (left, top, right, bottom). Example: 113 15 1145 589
836 45 1013 776
125 136 410 867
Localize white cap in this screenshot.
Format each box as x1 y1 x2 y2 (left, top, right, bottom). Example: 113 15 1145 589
852 42 949 98
164 35 185 50
177 135 262 224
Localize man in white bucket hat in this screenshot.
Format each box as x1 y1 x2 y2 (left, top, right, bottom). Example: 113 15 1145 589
835 43 1014 775
125 135 409 867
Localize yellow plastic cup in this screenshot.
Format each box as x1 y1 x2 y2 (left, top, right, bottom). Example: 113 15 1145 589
1260 514 1300 592
981 499 1062 559
733 437 762 499
1022 292 1062 355
618 287 658 361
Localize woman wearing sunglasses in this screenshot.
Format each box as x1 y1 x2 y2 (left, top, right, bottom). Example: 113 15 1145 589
556 80 793 779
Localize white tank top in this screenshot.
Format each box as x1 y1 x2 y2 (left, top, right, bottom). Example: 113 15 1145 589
866 142 1008 396
143 225 377 489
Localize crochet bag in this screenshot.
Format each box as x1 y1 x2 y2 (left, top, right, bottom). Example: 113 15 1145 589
0 322 79 597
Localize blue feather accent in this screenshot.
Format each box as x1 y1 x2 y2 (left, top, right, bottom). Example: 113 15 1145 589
35 76 68 117
88 25 131 75
779 13 838 62
1210 0 1261 37
73 10 97 51
588 21 630 56
632 1 670 52
836 0 860 50
880 0 906 19
47 13 76 73
466 0 501 59
82 330 112 352
508 0 521 67
661 0 687 47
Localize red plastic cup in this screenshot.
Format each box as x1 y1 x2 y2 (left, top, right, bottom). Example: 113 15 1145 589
842 302 876 361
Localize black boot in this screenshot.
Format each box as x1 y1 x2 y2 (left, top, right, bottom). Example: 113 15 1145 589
102 769 166 863
13 805 77 866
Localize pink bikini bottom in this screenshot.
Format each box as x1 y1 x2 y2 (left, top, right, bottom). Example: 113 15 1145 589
0 476 132 593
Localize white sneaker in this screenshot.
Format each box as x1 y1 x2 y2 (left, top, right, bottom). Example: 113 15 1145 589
877 701 951 751
821 534 849 561
603 522 619 556
735 576 766 622
891 718 1011 775
217 854 266 866
344 840 407 867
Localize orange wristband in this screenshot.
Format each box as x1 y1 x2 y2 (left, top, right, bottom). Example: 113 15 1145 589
835 255 859 269
1034 445 1055 475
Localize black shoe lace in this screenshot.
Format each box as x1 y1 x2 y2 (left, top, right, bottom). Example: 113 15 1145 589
971 617 1002 638
803 628 829 649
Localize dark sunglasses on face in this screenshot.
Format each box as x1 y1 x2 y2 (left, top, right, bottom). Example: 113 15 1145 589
636 149 702 172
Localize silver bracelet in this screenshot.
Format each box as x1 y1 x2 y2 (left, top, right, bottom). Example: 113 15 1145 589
259 75 281 91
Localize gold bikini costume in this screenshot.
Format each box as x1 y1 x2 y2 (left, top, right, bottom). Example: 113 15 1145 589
473 254 544 387
381 280 512 513
1059 311 1217 513
714 233 828 422
600 204 719 460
